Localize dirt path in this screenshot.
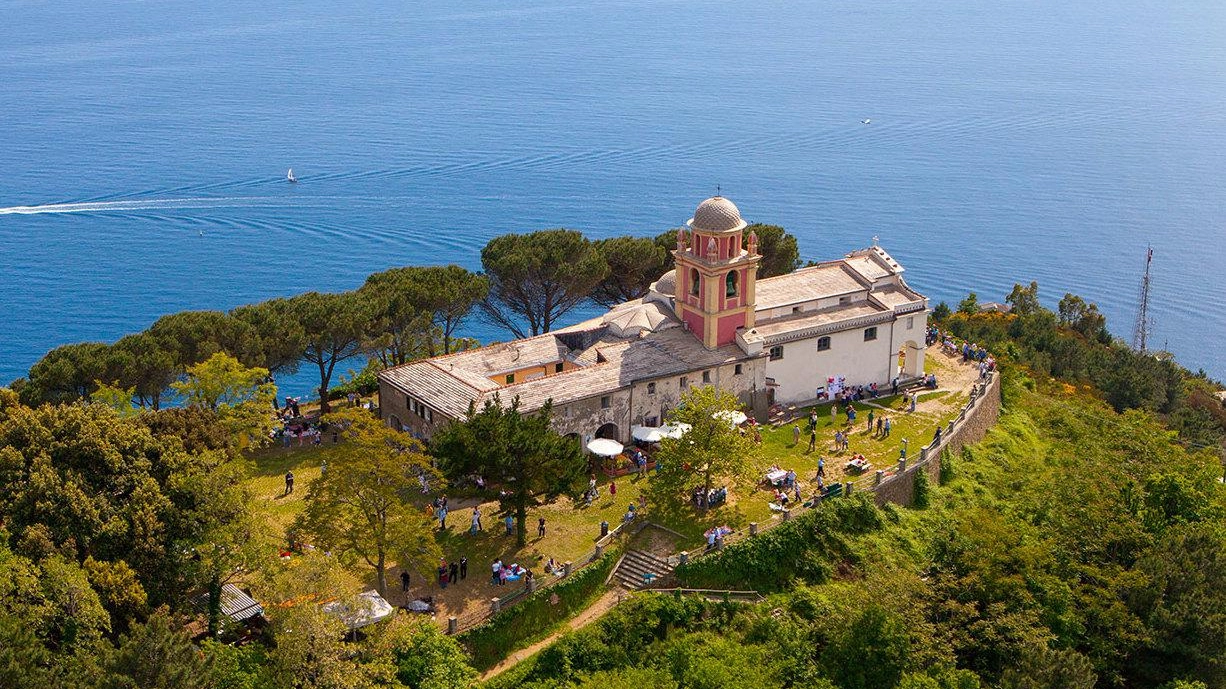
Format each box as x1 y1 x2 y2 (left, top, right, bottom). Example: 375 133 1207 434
480 588 626 681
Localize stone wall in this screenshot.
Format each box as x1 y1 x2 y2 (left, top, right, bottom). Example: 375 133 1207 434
871 370 1001 507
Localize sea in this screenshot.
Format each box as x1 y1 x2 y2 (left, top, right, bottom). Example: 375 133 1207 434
2 0 1225 396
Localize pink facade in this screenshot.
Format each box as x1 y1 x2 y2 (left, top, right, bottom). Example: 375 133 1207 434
717 312 746 345
683 308 706 337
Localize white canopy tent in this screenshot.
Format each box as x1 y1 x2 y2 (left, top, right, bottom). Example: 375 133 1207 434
713 410 748 427
631 425 665 443
586 438 624 457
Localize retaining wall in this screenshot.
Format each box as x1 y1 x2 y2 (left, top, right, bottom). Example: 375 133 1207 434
871 369 1001 506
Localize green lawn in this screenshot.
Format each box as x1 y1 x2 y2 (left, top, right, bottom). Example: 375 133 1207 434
242 354 975 619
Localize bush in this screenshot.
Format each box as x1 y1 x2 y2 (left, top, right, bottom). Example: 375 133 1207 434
674 495 884 591
913 469 931 509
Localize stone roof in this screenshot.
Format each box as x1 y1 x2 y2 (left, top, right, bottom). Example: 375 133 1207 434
747 302 888 345
688 196 747 233
380 319 755 419
754 263 867 310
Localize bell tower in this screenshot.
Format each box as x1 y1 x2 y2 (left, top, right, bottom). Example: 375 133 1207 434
673 196 761 349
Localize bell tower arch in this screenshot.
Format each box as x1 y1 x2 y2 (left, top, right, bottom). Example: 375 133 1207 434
673 196 762 349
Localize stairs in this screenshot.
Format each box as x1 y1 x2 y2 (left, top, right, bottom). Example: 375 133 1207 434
611 549 675 590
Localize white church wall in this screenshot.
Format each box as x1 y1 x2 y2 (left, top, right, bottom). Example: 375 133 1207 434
764 321 899 405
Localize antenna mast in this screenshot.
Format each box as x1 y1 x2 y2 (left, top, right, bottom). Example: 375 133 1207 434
1132 246 1153 352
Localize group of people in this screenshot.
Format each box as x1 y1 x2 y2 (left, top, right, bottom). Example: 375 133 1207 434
691 485 727 509
490 559 531 586
434 557 468 589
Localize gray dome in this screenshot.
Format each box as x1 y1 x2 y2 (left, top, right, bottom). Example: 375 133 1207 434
688 196 747 233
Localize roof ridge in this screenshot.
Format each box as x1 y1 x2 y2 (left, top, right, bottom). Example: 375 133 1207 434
424 359 484 393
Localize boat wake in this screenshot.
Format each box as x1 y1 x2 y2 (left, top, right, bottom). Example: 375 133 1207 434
0 197 287 216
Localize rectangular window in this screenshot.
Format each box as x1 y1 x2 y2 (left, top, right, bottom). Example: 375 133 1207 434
906 316 914 330
734 364 743 375
505 373 515 384
769 345 784 361
647 382 656 395
680 376 688 388
817 336 831 351
792 306 801 314
424 407 432 422
864 327 878 341
839 296 851 306
702 370 711 383
555 362 565 373
601 396 611 409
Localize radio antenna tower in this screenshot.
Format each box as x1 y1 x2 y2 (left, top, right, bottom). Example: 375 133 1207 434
1132 246 1153 352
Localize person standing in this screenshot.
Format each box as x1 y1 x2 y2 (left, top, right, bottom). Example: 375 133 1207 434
830 404 837 425
400 570 410 592
537 517 546 539
883 417 892 438
491 559 502 585
792 424 801 445
817 457 826 478
867 409 875 433
876 417 883 436
505 514 514 536
808 428 817 453
448 560 458 585
459 556 468 580
470 507 481 535
438 561 449 589
438 505 448 530
284 471 294 496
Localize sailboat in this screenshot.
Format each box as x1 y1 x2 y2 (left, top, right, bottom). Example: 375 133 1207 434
287 168 298 183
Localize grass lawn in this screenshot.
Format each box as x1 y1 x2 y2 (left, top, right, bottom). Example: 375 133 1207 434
242 353 977 621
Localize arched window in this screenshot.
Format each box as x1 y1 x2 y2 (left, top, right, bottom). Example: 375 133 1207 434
689 268 700 296
725 271 738 298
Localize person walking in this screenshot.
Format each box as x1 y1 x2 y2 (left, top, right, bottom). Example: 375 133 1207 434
817 457 825 478
876 417 883 436
537 517 546 539
284 471 294 496
459 556 468 580
609 480 617 496
909 393 917 413
808 428 817 453
400 570 410 592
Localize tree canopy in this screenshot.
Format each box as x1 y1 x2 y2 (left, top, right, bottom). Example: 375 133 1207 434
288 291 372 414
481 229 608 338
431 396 583 546
292 408 442 594
649 385 758 512
743 223 801 278
590 236 669 308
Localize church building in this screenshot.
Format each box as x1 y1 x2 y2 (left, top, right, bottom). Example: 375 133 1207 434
377 196 928 444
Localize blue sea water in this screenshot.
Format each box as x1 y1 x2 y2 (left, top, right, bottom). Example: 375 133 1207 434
2 0 1225 395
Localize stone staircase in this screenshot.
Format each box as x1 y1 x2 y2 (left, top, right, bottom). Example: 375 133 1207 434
610 549 675 590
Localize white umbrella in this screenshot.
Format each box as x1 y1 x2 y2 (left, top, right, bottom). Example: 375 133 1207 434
631 425 665 443
586 438 624 457
713 410 748 427
660 422 692 439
